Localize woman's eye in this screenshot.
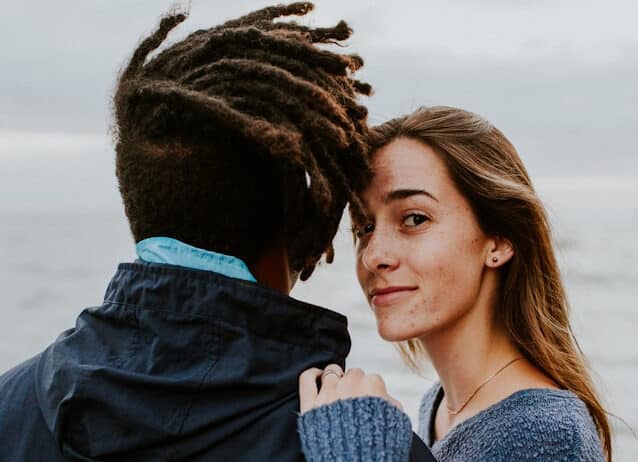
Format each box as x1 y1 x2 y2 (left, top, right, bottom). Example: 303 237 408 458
402 213 428 227
353 223 375 238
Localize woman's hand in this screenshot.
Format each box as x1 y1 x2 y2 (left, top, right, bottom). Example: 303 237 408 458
299 364 403 414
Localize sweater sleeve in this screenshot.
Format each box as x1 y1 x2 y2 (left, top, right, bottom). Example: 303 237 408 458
297 396 413 462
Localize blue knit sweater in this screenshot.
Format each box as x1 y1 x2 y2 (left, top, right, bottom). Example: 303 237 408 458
297 385 605 462
418 384 605 462
298 397 413 462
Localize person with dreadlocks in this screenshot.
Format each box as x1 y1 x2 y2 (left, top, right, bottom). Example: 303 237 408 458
0 4 432 461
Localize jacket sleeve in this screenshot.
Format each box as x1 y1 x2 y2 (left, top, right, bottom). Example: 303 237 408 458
297 396 413 462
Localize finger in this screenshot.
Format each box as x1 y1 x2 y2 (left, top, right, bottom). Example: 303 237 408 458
320 363 344 388
319 368 343 390
316 364 344 406
338 368 363 389
336 368 364 396
323 363 344 376
366 373 387 392
335 372 388 402
299 368 323 413
345 367 364 379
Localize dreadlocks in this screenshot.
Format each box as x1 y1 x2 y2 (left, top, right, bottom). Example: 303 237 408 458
113 3 371 280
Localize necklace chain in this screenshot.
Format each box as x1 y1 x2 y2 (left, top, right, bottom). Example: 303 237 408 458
445 357 522 415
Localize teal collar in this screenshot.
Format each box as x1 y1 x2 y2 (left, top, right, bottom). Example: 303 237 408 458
135 237 256 282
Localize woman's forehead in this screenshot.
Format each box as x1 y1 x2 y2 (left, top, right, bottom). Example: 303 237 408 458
368 138 449 196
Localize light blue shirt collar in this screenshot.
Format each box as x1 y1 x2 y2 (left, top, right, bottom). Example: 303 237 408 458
136 237 256 282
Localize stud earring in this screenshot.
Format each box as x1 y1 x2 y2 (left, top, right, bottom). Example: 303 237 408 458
492 257 498 263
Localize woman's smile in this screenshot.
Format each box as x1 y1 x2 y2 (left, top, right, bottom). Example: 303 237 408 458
370 286 418 308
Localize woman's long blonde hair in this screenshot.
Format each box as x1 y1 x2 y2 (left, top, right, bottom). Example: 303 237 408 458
368 106 612 461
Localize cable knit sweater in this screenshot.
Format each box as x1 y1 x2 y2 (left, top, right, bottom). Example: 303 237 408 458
297 385 606 462
298 397 413 461
418 383 606 462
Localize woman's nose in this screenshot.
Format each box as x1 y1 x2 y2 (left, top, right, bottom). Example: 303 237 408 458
361 232 399 273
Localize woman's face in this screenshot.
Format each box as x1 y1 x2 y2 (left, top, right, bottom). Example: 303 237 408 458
355 137 495 342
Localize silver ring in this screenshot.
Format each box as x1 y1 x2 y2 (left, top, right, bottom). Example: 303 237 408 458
321 369 344 380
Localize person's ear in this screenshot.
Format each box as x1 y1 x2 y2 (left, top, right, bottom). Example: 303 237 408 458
486 236 514 268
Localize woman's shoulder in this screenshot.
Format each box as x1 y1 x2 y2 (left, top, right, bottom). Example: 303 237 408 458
496 388 593 426
418 386 605 461
479 388 605 461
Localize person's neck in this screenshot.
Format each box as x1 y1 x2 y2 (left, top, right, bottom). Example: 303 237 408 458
419 273 519 412
249 247 296 295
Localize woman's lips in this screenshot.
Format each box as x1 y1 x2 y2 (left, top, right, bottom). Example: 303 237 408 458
370 287 417 307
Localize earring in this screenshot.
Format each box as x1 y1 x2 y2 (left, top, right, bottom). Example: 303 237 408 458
492 257 498 263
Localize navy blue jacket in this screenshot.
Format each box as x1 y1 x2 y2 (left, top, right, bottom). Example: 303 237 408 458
0 263 350 461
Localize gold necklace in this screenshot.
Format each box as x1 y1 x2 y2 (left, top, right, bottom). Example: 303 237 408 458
445 357 522 415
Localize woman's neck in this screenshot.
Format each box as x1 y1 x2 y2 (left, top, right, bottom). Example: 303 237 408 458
419 276 520 412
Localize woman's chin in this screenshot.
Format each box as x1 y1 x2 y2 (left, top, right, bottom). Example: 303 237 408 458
376 322 424 342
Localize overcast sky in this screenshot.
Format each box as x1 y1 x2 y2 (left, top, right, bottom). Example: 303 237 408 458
1 0 636 212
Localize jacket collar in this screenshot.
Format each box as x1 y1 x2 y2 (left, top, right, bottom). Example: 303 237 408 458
136 237 256 282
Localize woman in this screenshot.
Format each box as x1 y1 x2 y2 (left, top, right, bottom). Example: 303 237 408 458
297 106 610 461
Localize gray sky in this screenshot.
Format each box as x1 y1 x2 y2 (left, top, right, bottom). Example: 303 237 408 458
1 0 637 211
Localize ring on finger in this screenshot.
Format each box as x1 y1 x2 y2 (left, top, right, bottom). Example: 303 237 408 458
321 369 344 380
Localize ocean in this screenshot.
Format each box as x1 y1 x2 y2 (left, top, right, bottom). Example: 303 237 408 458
1 181 636 459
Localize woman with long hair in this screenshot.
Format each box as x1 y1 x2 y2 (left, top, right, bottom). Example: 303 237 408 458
296 106 610 461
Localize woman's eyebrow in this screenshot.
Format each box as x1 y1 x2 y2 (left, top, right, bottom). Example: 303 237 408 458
383 188 439 203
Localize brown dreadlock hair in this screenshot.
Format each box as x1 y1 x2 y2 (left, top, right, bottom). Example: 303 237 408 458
113 3 372 280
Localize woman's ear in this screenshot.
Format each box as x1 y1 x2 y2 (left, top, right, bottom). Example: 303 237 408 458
486 236 514 268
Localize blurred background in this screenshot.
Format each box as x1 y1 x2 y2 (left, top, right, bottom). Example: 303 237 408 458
1 0 636 459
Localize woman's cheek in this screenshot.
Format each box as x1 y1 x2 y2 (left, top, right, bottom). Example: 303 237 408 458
405 236 447 277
